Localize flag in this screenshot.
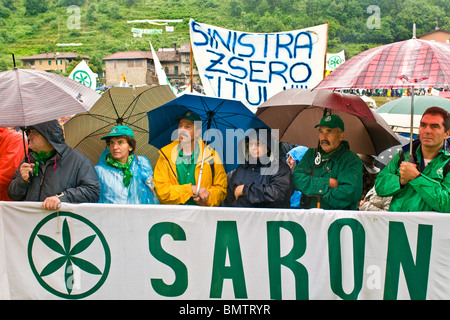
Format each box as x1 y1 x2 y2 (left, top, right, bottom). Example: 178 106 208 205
149 40 178 94
120 73 127 87
68 60 97 90
326 50 345 71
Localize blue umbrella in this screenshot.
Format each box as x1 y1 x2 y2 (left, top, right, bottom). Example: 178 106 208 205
147 93 270 173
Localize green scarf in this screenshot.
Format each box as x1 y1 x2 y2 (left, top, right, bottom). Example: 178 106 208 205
106 153 134 187
32 150 56 176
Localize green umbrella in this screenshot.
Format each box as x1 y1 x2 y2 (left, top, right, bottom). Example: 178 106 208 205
376 96 450 134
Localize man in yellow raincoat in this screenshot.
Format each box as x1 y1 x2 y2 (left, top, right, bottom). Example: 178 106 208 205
153 111 227 206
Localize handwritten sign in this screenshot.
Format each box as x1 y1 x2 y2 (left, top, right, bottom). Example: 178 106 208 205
189 19 328 111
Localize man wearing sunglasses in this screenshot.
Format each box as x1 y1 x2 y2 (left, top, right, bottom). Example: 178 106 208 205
8 119 100 210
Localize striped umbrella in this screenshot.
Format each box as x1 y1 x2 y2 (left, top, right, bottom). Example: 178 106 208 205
0 68 100 127
316 38 450 89
315 38 450 161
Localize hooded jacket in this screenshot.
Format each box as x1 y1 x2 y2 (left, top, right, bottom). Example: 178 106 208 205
286 146 308 208
292 140 363 210
95 149 158 204
223 132 293 208
8 120 100 203
153 138 227 206
0 128 27 201
375 139 450 212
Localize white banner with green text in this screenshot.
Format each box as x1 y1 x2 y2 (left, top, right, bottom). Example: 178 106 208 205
1 202 449 300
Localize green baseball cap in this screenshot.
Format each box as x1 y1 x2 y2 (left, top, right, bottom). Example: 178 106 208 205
175 110 201 123
314 115 345 131
101 125 134 140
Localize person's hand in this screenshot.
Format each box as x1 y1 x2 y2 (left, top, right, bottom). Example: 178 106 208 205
399 161 420 185
42 195 61 210
193 187 210 206
329 178 338 189
20 162 34 182
234 184 244 199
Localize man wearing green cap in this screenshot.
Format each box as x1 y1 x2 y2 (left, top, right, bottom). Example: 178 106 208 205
153 110 227 206
95 125 158 204
292 114 363 210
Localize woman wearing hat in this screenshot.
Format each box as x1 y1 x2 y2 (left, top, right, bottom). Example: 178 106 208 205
95 125 158 204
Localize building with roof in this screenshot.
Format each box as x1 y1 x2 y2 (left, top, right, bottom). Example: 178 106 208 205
418 28 450 43
103 51 156 86
102 43 199 86
20 51 89 73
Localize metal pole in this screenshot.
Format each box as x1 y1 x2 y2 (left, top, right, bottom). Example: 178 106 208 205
195 116 212 197
190 43 194 93
408 85 415 163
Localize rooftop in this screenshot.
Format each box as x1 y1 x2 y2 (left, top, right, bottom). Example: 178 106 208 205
20 52 89 60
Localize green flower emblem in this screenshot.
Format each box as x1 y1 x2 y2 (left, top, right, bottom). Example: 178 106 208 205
327 56 343 70
72 70 92 88
38 218 102 295
28 212 110 299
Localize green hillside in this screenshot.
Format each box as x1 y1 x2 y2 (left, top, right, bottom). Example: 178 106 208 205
1 0 448 73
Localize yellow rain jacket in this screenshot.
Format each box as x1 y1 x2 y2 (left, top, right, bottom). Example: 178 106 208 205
153 138 227 206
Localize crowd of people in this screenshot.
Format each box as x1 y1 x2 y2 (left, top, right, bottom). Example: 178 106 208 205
1 105 449 213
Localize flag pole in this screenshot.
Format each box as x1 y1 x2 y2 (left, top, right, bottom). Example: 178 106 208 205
190 42 194 93
323 21 329 79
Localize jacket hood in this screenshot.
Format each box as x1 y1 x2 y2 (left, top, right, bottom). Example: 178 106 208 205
237 128 276 165
30 119 67 155
286 145 308 165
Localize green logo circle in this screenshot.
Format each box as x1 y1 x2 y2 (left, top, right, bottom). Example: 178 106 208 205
327 55 343 70
27 212 111 299
72 70 92 87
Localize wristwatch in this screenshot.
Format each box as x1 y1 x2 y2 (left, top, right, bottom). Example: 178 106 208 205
55 192 64 198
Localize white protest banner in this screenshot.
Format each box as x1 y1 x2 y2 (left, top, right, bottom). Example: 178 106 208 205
127 19 183 25
131 27 163 35
68 60 97 90
0 211 10 299
1 202 450 300
326 50 345 71
189 19 328 112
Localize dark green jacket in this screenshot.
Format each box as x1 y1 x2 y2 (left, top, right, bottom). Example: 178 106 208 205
292 141 363 210
375 140 450 212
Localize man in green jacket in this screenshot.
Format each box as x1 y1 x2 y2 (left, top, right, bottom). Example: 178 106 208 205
375 106 450 212
292 115 363 210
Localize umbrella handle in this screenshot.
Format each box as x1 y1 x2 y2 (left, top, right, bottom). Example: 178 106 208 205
22 130 28 164
195 141 209 198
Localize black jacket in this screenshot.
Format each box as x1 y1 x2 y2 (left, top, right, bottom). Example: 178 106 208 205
8 120 100 203
223 156 293 208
